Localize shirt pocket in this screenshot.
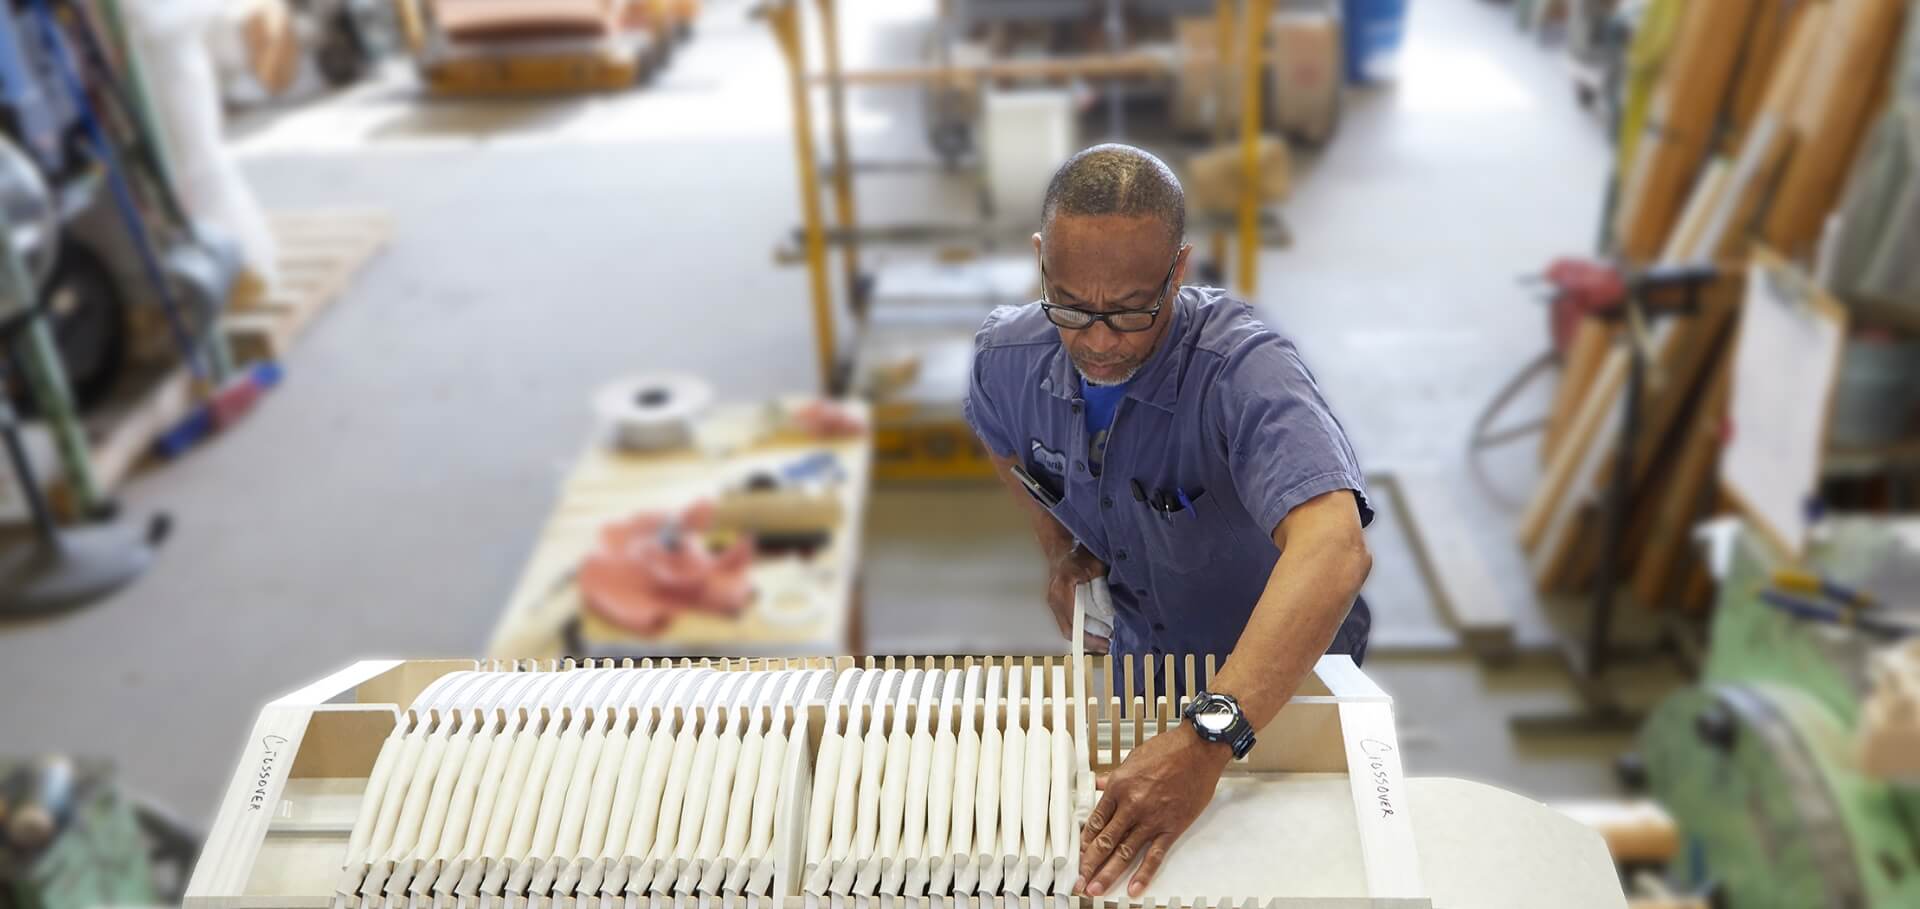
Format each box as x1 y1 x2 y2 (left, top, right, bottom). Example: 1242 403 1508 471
1127 486 1232 573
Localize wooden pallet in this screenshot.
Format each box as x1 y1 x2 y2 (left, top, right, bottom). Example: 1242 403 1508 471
422 34 657 95
67 209 390 499
225 209 391 366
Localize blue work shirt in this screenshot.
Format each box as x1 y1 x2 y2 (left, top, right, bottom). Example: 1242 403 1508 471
964 285 1374 660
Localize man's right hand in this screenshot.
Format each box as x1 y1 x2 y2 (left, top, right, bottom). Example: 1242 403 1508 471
1047 545 1110 653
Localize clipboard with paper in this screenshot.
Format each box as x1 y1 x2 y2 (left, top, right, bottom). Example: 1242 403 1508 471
1721 251 1851 561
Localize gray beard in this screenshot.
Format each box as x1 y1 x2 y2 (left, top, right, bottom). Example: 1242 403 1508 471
1074 361 1144 386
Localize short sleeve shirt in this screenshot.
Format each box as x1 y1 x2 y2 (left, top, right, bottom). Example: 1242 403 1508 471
963 285 1373 658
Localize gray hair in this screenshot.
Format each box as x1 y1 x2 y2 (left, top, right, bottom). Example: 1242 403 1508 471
1040 143 1186 245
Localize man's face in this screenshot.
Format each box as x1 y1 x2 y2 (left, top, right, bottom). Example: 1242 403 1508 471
1036 214 1188 385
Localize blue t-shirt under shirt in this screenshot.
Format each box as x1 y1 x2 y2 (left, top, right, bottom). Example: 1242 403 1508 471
1081 377 1128 474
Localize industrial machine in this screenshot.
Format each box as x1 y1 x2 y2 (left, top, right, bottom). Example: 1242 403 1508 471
0 132 163 615
186 649 1627 907
0 0 237 414
1640 519 1920 907
0 756 201 909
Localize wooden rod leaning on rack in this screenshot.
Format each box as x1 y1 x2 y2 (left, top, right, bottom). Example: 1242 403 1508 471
812 0 861 316
765 1 838 394
1237 0 1274 295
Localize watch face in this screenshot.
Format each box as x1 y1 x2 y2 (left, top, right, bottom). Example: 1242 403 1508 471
1193 700 1235 734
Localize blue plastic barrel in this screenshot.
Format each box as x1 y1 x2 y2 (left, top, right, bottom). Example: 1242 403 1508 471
1343 0 1409 84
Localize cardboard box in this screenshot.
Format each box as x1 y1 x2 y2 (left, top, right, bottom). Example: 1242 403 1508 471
1174 16 1233 136
1271 10 1341 144
1187 136 1292 216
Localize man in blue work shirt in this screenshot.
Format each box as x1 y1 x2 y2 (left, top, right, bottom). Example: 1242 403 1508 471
964 144 1374 899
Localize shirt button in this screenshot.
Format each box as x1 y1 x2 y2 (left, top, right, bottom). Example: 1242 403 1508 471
1102 495 1113 508
1071 402 1082 414
1116 550 1128 562
1076 461 1088 473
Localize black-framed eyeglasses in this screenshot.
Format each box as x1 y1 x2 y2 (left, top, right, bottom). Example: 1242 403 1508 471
1039 251 1182 333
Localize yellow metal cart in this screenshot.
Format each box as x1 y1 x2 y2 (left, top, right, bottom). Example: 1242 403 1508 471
762 0 1285 482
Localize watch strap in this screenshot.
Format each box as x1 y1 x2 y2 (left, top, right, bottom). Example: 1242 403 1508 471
1228 723 1256 759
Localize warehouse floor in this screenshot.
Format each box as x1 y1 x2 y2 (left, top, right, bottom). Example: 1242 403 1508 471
0 0 1675 827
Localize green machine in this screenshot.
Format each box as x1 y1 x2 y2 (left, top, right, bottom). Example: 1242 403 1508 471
1641 519 1920 908
0 757 198 909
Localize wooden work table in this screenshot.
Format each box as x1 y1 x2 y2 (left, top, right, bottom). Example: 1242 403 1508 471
487 400 872 659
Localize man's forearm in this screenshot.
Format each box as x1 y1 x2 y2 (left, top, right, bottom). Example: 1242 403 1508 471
1208 516 1371 729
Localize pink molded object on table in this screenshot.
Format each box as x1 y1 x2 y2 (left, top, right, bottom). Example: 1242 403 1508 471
792 399 867 439
579 502 755 637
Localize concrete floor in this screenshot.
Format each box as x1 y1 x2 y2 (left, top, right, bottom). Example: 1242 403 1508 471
0 0 1672 828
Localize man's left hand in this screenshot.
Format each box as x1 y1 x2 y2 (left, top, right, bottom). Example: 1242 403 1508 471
1076 723 1231 897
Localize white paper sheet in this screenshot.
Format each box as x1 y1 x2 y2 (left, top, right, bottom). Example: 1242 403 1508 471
1723 259 1848 558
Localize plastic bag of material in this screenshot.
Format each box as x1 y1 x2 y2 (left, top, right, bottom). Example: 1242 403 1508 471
122 0 279 288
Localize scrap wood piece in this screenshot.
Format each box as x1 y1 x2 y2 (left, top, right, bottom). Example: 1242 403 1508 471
1629 362 1733 608
1676 553 1717 612
1531 503 1600 593
1528 345 1655 591
1525 278 1739 594
1553 799 1682 865
1523 346 1629 551
1727 0 1816 146
1543 159 1728 482
1379 470 1515 659
1627 283 1739 480
267 208 393 237
1695 114 1796 265
238 210 393 311
1544 321 1616 466
84 368 197 496
1658 158 1734 264
1758 0 1832 118
1548 2 1808 468
1860 639 1920 780
1606 287 1741 587
226 209 391 365
1557 426 1686 596
1613 0 1762 262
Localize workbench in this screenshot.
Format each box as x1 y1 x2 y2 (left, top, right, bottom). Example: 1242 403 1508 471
487 400 872 659
185 654 1628 908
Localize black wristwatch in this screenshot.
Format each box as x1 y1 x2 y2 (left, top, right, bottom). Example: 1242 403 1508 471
1183 690 1257 759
